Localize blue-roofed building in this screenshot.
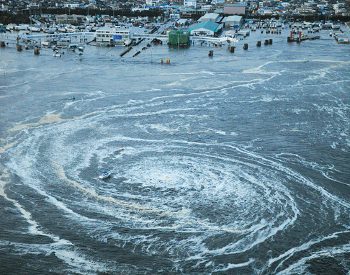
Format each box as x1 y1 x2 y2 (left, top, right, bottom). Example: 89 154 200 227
188 21 223 36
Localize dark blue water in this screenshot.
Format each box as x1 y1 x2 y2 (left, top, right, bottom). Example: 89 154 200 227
0 29 350 274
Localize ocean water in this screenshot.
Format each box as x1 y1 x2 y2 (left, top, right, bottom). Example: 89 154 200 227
0 29 350 274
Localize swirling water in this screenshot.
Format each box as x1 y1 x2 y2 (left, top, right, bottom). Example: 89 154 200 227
0 31 350 274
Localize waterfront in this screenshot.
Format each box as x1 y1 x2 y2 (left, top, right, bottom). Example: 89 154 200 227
0 30 350 274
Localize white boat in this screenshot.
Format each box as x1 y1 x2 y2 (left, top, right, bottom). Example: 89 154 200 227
124 39 133 46
99 171 111 180
41 41 50 48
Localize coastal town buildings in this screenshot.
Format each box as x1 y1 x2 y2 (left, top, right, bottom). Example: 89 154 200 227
0 0 349 27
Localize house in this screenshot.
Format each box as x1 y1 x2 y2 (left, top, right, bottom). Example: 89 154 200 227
188 21 223 36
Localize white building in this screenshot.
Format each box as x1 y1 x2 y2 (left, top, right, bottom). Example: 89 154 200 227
211 0 225 5
198 13 220 23
257 8 273 15
201 5 213 11
96 27 130 46
222 15 242 28
63 3 80 9
184 0 197 8
0 4 9 11
146 0 162 6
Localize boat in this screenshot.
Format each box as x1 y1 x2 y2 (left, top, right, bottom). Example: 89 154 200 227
124 39 133 47
99 171 111 180
68 44 78 51
53 50 61 57
336 36 350 44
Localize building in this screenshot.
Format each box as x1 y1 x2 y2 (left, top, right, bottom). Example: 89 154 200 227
63 3 80 9
223 3 246 15
184 0 197 8
198 13 220 23
211 0 225 5
96 27 130 46
188 21 223 36
222 15 242 28
146 0 162 6
257 8 273 15
0 4 9 11
180 8 206 18
0 24 6 33
168 30 190 47
55 14 85 24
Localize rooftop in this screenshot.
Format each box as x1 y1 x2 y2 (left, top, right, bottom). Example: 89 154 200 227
188 21 222 32
224 3 247 7
223 15 243 22
199 13 220 20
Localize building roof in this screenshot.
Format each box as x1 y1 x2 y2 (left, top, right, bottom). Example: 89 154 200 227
96 27 129 33
177 18 189 24
169 29 190 35
96 27 116 32
224 3 247 7
223 15 243 22
198 13 220 21
188 21 222 33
